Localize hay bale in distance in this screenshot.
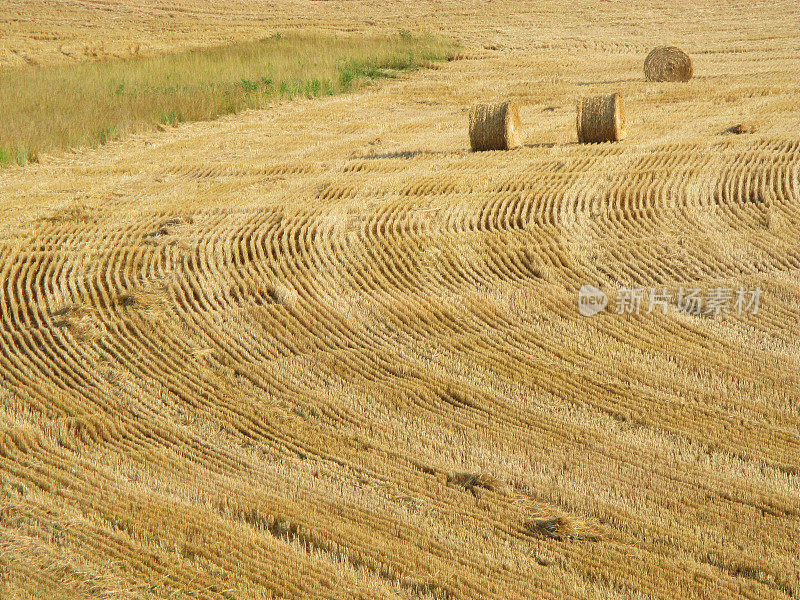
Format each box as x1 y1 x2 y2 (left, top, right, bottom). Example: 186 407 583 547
469 101 522 151
576 93 626 143
644 46 693 82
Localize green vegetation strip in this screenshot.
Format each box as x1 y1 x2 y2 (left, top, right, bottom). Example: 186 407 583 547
0 32 457 167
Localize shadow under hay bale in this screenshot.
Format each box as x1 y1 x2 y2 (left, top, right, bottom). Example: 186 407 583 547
644 46 693 82
469 101 522 151
576 93 626 143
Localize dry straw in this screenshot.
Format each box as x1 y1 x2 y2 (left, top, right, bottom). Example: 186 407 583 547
644 46 693 82
469 101 522 151
524 516 603 541
576 93 626 143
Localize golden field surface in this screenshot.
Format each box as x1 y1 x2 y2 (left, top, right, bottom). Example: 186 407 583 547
1 1 800 598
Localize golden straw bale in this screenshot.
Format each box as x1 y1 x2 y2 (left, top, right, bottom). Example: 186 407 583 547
576 93 626 143
644 46 693 82
469 101 522 151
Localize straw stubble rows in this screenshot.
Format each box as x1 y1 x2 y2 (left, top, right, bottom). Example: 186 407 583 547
1 1 799 599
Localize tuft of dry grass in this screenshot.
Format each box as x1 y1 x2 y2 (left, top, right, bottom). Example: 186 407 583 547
724 122 757 135
448 472 503 494
0 31 457 166
524 517 604 542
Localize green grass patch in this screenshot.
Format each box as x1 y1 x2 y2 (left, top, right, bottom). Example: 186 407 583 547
0 146 35 167
0 31 457 167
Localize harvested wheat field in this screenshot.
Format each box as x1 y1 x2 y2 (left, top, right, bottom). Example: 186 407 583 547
1 0 800 598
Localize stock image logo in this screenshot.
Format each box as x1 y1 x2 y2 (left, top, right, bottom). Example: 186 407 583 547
577 285 763 317
577 285 608 316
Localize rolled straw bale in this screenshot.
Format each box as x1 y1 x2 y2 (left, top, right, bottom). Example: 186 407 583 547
469 101 522 151
644 46 693 82
576 93 626 143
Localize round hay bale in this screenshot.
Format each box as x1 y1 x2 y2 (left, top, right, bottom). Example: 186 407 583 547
469 101 522 151
576 93 626 143
644 46 693 82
